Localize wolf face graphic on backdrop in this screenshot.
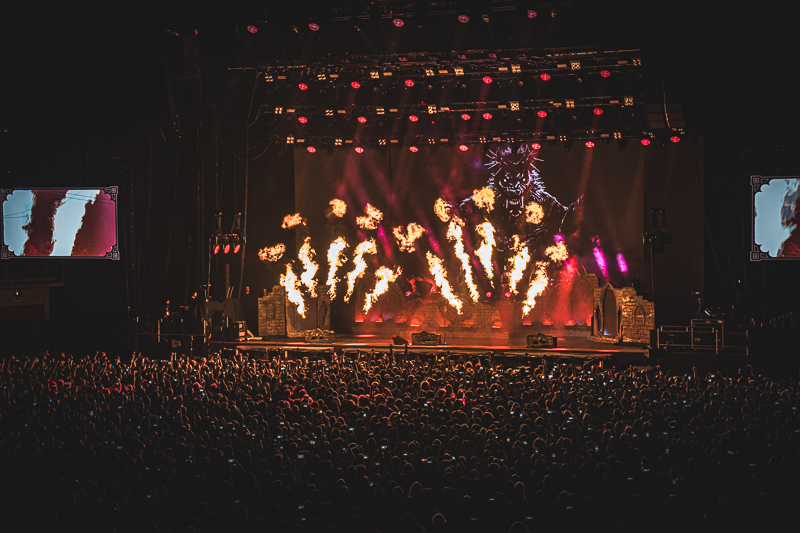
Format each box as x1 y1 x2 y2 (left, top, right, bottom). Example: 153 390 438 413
459 144 583 251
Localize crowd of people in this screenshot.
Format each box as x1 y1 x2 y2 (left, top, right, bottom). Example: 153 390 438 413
1 349 798 532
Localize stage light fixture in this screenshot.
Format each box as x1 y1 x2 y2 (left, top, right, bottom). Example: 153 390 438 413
357 116 367 123
511 64 521 73
624 96 634 106
393 18 404 27
458 14 469 23
370 70 379 79
670 135 681 143
540 73 551 81
264 74 273 82
424 68 435 77
223 240 231 254
213 243 220 255
247 25 258 34
600 70 611 78
640 138 651 146
409 145 419 152
454 66 464 76
531 142 542 150
528 9 538 18
351 81 361 89
566 100 575 109
483 113 492 120
376 107 385 115
585 141 595 148
355 146 364 153
334 138 343 146
307 146 316 153
274 107 283 114
459 144 469 151
379 139 386 145
298 116 308 123
427 105 437 114
325 109 333 116
405 79 415 87
286 136 295 144
408 115 418 122
593 108 603 115
461 113 471 120
613 131 622 139
537 110 548 118
483 76 493 84
309 22 320 31
298 83 308 91
570 60 581 70
510 101 520 111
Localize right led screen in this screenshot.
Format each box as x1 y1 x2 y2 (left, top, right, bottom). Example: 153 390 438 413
752 176 800 260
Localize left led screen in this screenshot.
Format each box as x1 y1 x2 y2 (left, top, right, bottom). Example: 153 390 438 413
1 188 118 259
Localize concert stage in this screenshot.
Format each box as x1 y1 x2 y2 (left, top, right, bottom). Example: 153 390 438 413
217 334 651 367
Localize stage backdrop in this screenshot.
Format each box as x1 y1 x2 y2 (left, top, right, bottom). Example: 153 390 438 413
292 141 702 326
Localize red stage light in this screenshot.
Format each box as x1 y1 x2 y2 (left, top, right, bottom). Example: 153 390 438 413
540 73 551 81
531 142 542 150
308 23 320 31
298 116 308 123
247 25 258 34
458 14 469 23
483 76 493 84
298 83 308 91
223 244 231 254
459 144 469 151
233 244 241 254
483 113 492 120
600 70 611 78
537 110 547 118
593 108 603 115
486 292 492 298
408 115 418 122
528 10 538 18
505 292 511 297
213 244 220 255
357 116 367 124
393 18 404 27
461 113 471 120
670 136 681 143
355 146 364 153
640 138 651 146
409 146 419 152
351 81 361 89
585 141 595 148
306 146 316 153
405 79 414 87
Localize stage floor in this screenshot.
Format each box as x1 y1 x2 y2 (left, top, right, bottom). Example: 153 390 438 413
218 334 650 363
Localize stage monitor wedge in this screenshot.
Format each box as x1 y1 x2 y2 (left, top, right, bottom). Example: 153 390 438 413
1 187 119 259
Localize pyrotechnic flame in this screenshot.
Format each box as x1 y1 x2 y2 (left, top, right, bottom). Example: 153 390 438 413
434 198 451 222
522 261 549 315
393 223 426 252
297 237 319 297
281 213 304 229
364 267 401 313
326 237 348 299
525 202 544 224
475 222 496 279
446 220 480 303
507 236 531 294
545 241 569 263
356 203 384 229
329 198 347 217
258 243 285 262
472 187 495 212
345 239 377 302
281 263 306 318
426 251 463 314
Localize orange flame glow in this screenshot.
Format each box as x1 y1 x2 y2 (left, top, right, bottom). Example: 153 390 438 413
281 263 306 317
345 239 377 302
525 202 544 224
434 198 451 222
329 198 347 217
297 237 319 297
447 220 480 303
472 187 495 212
364 267 401 313
258 243 285 262
281 213 304 229
475 222 496 279
426 251 463 314
326 237 348 299
523 261 549 315
356 203 384 230
507 236 531 294
393 223 426 252
545 241 569 262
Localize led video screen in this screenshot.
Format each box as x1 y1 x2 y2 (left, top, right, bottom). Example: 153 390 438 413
752 176 800 260
1 187 119 259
